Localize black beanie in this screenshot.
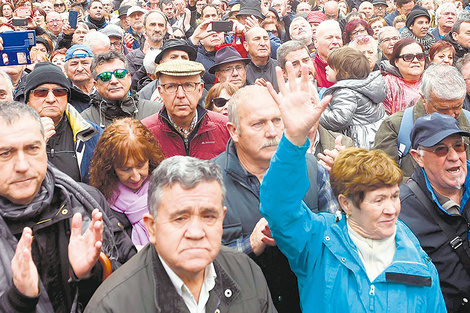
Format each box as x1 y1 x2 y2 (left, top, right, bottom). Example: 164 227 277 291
25 62 71 102
406 6 430 29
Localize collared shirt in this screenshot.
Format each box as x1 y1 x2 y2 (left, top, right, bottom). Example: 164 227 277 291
159 255 217 313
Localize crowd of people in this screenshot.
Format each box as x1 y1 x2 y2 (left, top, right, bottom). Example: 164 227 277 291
0 0 470 311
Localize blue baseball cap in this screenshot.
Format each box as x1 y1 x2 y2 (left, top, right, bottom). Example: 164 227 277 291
65 44 94 62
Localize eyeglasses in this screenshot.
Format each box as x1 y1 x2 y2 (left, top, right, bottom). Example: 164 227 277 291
160 82 200 93
219 64 245 74
351 28 367 36
54 3 65 7
398 52 426 62
174 36 185 39
46 19 62 24
380 36 399 44
31 87 68 98
420 142 468 157
212 97 229 107
96 69 128 82
109 41 122 48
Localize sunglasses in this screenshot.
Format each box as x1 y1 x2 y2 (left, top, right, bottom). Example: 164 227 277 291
54 3 65 6
420 142 468 157
398 52 426 62
212 97 229 108
96 69 128 82
31 87 68 98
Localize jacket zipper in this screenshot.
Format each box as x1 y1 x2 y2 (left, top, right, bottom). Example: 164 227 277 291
369 284 375 311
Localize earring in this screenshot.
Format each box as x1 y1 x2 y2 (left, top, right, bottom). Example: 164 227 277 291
346 213 350 219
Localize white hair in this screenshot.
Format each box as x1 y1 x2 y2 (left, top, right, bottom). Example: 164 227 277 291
143 49 161 75
83 32 111 50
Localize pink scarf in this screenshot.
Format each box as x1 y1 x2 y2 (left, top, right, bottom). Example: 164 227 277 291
110 179 150 246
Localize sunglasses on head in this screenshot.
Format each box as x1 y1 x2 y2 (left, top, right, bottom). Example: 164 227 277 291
31 87 68 98
212 97 229 108
398 52 426 62
96 69 128 82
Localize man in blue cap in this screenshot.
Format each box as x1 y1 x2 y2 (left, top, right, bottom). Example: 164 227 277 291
64 44 95 112
400 112 470 313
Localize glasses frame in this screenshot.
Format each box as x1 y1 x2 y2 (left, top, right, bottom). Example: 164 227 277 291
419 142 468 157
212 97 229 108
31 87 68 98
96 69 128 82
398 52 426 62
160 82 201 93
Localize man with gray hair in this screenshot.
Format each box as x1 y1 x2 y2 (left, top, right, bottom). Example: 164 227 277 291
85 155 276 313
430 2 457 41
374 64 470 180
289 17 314 53
212 84 338 312
377 26 400 61
83 31 111 56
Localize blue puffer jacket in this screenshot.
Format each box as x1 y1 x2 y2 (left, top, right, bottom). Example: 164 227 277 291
259 134 447 313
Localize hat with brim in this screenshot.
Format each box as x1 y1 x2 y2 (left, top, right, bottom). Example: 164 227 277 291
118 5 131 18
154 39 197 64
155 60 205 77
127 6 145 17
209 46 250 74
100 26 123 39
64 44 94 62
411 113 470 149
373 0 388 6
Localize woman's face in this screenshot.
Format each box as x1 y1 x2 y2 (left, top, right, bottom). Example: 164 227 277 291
338 1 347 15
33 10 45 24
51 53 66 72
432 47 454 66
114 158 149 193
2 5 12 18
350 24 368 41
394 43 425 81
211 88 231 115
370 21 383 39
357 42 377 71
342 185 401 240
31 43 48 55
54 1 66 13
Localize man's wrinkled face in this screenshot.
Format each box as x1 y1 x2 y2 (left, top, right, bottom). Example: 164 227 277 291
0 116 47 205
109 36 123 52
359 1 374 19
314 25 343 61
161 3 174 19
290 19 312 44
215 61 247 88
41 1 53 14
379 28 400 58
284 48 315 80
462 62 470 96
158 74 203 122
27 83 68 126
243 28 271 59
94 59 132 101
374 4 387 17
145 12 167 44
101 0 113 13
144 181 226 284
128 11 144 31
66 56 93 84
88 1 103 19
424 92 464 119
438 6 457 29
46 12 63 34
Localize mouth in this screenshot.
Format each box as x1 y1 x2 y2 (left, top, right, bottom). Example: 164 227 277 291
447 166 462 175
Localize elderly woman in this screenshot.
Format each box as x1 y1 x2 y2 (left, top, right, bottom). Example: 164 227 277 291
380 38 426 115
89 118 164 248
349 35 378 71
343 19 374 44
259 66 446 312
429 40 455 65
205 82 238 116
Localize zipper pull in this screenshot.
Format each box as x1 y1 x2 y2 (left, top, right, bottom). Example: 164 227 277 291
369 285 375 296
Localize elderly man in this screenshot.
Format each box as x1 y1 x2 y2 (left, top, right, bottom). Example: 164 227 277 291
289 17 314 53
81 51 160 128
209 46 250 89
0 101 135 313
244 27 279 91
444 18 470 61
64 45 95 106
401 6 435 52
373 0 388 18
127 10 168 90
45 11 63 45
430 3 457 41
212 85 338 313
359 1 374 20
400 113 470 313
101 24 125 54
124 6 146 51
23 62 100 182
377 26 400 61
84 0 108 30
324 1 339 20
138 38 198 102
40 1 54 14
84 156 276 312
374 64 470 180
314 20 343 88
385 0 415 26
83 31 111 56
142 60 230 160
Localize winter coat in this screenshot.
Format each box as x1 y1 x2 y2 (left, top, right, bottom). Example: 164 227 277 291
320 71 386 149
84 245 277 313
444 32 470 61
259 134 447 313
142 106 230 160
400 165 470 312
380 60 421 115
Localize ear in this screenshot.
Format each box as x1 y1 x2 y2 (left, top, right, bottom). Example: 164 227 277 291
338 194 352 215
143 213 157 245
157 84 163 95
452 32 458 40
243 40 249 51
215 72 220 80
410 149 425 168
314 37 319 49
226 122 239 142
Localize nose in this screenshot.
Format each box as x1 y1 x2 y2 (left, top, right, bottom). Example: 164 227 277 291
45 90 56 102
265 121 277 137
130 168 141 182
176 85 185 98
447 145 461 161
185 217 205 239
15 151 29 173
383 199 398 215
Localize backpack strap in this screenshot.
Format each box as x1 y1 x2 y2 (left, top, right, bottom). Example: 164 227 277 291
397 106 414 167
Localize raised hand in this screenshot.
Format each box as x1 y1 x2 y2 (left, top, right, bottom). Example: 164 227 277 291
68 209 103 279
318 135 345 172
266 62 331 146
11 227 39 297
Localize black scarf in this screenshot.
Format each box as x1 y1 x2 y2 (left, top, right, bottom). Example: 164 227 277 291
87 15 106 29
90 91 140 127
0 165 118 312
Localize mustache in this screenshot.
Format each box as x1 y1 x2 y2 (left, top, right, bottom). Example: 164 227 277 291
260 138 280 149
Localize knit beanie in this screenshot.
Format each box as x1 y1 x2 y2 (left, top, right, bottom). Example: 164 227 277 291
25 62 71 102
405 5 430 29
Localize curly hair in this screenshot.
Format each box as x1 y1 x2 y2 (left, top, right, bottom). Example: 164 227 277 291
330 147 403 209
89 117 165 200
343 19 373 44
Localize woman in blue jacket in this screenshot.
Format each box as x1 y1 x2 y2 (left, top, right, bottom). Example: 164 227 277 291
259 63 447 312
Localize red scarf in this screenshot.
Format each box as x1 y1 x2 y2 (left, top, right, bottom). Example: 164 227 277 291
314 54 334 88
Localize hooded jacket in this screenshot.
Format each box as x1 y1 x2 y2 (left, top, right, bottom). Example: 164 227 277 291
320 71 387 149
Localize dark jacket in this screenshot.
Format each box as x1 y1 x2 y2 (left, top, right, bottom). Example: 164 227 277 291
246 58 279 92
84 244 277 313
444 32 470 61
385 10 399 26
126 48 146 91
195 44 217 91
142 106 230 160
400 165 470 312
70 83 91 113
55 31 73 50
